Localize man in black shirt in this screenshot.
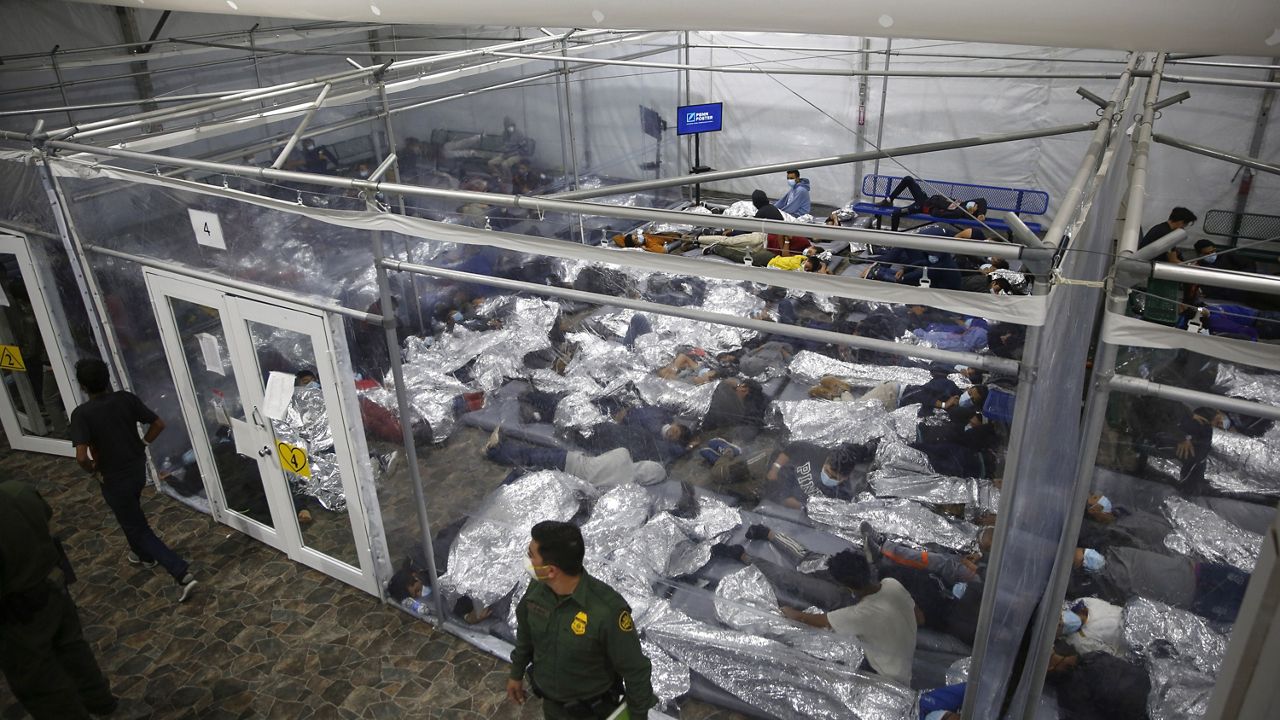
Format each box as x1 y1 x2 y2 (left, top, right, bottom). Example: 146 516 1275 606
764 441 869 508
751 189 785 221
1138 206 1197 250
69 359 197 602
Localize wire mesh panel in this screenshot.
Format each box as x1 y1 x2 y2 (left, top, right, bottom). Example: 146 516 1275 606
1202 209 1280 243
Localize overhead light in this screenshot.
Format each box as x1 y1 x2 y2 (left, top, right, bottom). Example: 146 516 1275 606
370 4 381 15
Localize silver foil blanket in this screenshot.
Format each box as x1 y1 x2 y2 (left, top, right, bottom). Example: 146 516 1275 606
1204 423 1280 497
946 657 971 685
787 350 933 389
808 496 978 553
271 387 345 511
439 471 594 607
1123 597 1228 720
777 399 899 448
1162 497 1262 572
1214 363 1280 408
870 436 998 509
1143 422 1280 498
712 565 865 668
643 597 915 720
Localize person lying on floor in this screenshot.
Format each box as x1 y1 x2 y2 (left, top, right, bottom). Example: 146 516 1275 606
861 240 962 290
762 441 873 508
1180 303 1280 341
1069 545 1250 624
821 363 961 409
1075 493 1172 555
767 253 830 273
1044 640 1151 720
701 377 768 439
704 233 812 266
737 521 988 643
1058 596 1125 657
483 428 666 487
656 348 740 384
778 550 919 686
578 404 694 463
611 230 681 253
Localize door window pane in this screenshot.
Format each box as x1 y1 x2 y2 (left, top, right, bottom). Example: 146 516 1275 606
247 322 360 568
169 298 273 529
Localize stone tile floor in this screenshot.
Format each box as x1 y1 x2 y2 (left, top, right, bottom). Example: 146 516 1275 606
0 440 744 720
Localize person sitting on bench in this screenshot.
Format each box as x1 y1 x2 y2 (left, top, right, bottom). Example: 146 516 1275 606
876 176 988 231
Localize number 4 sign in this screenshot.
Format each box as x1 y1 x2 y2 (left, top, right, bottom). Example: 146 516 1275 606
188 209 227 250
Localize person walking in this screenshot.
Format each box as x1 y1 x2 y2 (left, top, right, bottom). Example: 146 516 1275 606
0 479 118 719
69 358 197 602
507 521 655 719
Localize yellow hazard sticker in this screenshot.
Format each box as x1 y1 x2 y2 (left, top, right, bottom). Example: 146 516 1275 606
570 610 588 635
0 345 25 372
276 441 311 478
618 610 634 632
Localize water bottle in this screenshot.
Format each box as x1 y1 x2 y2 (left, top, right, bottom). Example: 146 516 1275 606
402 597 426 615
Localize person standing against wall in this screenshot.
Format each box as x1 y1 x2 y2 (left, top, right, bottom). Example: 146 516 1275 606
507 520 655 719
69 358 197 603
0 479 117 719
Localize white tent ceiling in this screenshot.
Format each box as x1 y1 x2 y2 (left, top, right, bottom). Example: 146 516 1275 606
68 0 1280 57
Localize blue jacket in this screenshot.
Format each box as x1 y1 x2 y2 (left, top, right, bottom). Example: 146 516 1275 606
776 178 811 216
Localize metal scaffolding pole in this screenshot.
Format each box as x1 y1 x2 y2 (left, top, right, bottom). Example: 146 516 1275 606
36 161 135 400
36 29 616 142
995 52 1164 720
270 84 332 169
550 120 1097 201
870 39 891 181
370 228 447 623
1108 374 1280 421
14 133 1048 262
1151 133 1280 177
1161 73 1280 91
483 50 1130 80
1039 54 1139 247
685 43 1131 65
1147 261 1280 296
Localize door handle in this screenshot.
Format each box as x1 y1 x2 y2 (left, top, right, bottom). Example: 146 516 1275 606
258 446 272 457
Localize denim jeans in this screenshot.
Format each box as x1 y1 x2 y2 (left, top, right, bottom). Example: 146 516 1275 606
99 463 188 582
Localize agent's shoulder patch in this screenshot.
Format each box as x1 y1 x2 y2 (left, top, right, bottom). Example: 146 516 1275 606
617 609 634 633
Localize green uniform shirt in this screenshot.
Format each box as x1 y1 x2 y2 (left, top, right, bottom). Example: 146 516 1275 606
0 480 59 597
510 572 655 717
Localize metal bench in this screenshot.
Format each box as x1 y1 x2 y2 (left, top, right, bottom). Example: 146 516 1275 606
326 135 377 171
852 174 1049 234
1202 209 1280 262
429 128 535 176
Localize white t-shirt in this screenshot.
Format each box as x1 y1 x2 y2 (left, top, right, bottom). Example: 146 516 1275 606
827 578 917 685
1067 597 1124 656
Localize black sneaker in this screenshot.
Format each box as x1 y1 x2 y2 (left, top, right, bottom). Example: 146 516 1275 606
745 524 771 541
860 521 885 561
876 199 894 208
710 543 747 562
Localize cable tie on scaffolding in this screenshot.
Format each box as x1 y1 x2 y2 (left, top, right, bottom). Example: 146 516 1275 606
1050 268 1106 289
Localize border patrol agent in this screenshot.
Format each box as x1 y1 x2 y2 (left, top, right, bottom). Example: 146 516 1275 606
0 480 117 719
507 520 655 719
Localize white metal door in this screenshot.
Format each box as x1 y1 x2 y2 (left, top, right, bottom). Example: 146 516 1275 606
0 232 79 456
146 271 378 594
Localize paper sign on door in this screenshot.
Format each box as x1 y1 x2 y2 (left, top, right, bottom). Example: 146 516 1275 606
262 371 295 421
276 441 311 477
196 332 225 376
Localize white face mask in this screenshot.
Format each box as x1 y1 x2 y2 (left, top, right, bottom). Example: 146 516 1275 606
304 381 320 390
661 423 673 437
927 255 940 264
787 179 797 187
958 392 974 409
979 263 994 272
1201 253 1217 264
525 558 547 582
819 468 840 488
1220 416 1232 431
